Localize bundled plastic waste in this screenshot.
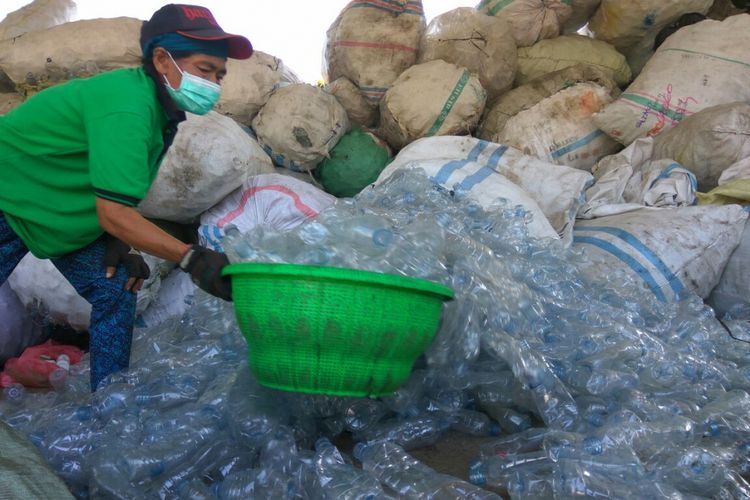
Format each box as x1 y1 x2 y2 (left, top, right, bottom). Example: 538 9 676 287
1 169 750 498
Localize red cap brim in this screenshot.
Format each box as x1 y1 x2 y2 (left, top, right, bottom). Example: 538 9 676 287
176 29 253 59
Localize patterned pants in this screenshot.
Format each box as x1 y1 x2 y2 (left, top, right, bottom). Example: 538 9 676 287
0 212 135 391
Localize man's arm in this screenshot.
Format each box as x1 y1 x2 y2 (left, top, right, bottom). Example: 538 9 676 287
96 197 190 263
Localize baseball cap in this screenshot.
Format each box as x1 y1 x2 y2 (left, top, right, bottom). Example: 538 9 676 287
141 4 253 59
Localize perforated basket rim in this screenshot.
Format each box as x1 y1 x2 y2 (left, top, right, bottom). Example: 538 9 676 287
223 263 454 300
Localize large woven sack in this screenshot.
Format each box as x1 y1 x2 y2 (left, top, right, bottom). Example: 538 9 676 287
574 205 748 300
476 0 573 47
377 160 559 240
418 7 517 100
378 60 486 150
483 82 620 171
251 83 350 172
324 0 426 104
650 102 750 191
199 173 335 252
214 51 300 127
479 64 616 133
378 136 594 243
0 0 76 40
515 34 631 87
588 0 713 75
138 111 274 223
0 92 24 114
562 0 601 33
326 77 378 128
0 17 142 94
708 219 750 318
0 420 75 500
592 15 750 146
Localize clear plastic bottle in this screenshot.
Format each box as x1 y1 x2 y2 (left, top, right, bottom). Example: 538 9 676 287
3 383 25 403
343 398 390 432
355 440 502 499
354 415 450 451
222 223 256 262
309 437 386 499
449 409 501 437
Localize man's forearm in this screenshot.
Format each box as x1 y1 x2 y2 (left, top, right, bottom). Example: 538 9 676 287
96 198 191 263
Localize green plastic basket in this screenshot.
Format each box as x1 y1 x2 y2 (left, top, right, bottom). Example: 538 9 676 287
222 263 454 397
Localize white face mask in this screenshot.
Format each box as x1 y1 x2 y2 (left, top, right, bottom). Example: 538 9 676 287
163 51 221 115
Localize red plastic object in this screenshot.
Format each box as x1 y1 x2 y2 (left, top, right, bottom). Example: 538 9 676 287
0 340 83 388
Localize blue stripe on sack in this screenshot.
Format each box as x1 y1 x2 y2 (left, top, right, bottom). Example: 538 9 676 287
575 226 685 295
460 167 496 190
573 235 668 302
655 163 698 192
213 226 224 251
430 141 489 185
550 130 604 160
486 144 509 170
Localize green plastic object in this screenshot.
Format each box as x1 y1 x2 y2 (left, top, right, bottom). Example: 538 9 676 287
222 263 454 397
316 127 392 198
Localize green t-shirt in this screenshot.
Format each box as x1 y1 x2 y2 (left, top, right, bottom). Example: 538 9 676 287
0 67 174 259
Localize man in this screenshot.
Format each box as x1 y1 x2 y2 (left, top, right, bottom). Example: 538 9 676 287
0 4 252 390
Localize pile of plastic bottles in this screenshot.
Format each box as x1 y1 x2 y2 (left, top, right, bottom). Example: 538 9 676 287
2 169 750 499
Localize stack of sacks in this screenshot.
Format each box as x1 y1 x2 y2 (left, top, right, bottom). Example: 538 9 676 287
588 0 714 75
376 136 594 244
478 64 622 171
323 0 426 125
418 7 517 101
475 0 573 47
593 15 750 146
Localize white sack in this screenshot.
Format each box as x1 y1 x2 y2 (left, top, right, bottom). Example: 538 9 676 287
377 136 594 242
0 17 142 90
138 111 274 223
376 159 558 240
215 51 300 126
378 60 486 150
588 0 713 75
0 0 76 41
0 283 46 365
580 137 698 218
650 102 750 191
324 0 425 103
8 252 168 332
199 173 336 251
418 7 517 100
708 218 750 318
252 84 349 172
574 205 748 301
476 0 573 47
484 82 621 171
592 15 750 146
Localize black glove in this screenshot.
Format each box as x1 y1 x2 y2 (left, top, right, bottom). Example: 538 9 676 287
178 245 233 301
103 235 150 292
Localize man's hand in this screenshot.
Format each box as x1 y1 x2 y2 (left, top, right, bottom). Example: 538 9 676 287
179 245 233 301
104 235 151 292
